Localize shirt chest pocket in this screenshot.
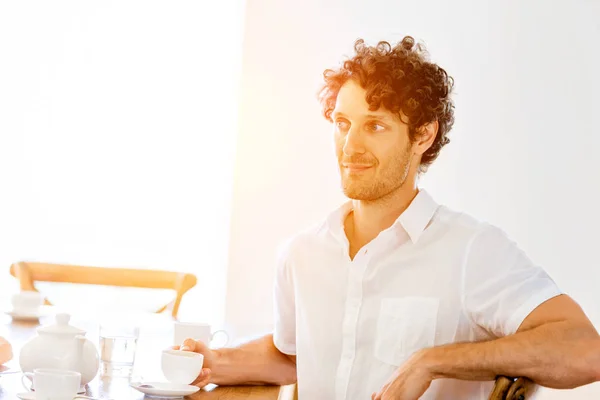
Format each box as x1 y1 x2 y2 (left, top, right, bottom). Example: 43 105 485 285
374 297 440 366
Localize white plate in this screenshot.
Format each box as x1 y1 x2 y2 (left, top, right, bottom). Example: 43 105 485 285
130 381 200 398
5 309 50 321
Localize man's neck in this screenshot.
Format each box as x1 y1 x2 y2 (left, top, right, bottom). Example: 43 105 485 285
344 184 419 258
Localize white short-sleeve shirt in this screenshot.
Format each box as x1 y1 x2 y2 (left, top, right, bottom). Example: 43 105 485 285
273 189 561 400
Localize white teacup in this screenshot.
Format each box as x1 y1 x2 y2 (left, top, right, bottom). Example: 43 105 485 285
11 291 44 314
22 368 81 400
173 322 229 348
161 350 204 385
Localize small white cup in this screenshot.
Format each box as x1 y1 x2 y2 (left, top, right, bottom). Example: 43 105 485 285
173 322 229 348
11 291 44 313
161 349 204 385
22 368 81 400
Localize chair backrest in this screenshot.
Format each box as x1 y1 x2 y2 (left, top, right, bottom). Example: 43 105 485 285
9 261 197 319
277 383 298 400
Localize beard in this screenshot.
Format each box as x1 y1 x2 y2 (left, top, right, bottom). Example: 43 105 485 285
339 144 412 201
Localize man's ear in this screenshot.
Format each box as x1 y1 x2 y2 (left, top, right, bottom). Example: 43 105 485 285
413 120 439 156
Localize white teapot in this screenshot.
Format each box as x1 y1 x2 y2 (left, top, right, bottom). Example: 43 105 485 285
19 313 100 390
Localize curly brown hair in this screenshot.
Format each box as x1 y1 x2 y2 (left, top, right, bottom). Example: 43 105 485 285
319 36 455 172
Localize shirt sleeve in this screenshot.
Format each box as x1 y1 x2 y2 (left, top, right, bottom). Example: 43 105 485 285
462 224 562 337
272 239 297 355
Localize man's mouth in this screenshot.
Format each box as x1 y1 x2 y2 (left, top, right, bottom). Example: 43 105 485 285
343 163 373 173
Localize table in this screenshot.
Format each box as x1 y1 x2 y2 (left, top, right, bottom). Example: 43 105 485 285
0 313 288 399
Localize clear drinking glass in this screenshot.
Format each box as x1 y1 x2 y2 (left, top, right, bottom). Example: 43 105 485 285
99 323 140 378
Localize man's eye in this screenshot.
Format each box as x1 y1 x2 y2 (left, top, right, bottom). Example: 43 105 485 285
335 120 350 130
368 122 385 132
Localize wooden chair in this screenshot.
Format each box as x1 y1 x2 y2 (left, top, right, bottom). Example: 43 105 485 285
279 376 536 400
489 376 537 400
277 383 297 400
9 261 197 319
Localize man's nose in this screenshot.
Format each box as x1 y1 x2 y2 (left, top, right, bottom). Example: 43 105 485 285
342 126 366 156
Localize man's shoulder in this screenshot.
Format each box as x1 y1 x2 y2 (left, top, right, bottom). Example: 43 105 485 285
433 205 516 253
433 205 501 241
279 220 330 252
275 209 340 262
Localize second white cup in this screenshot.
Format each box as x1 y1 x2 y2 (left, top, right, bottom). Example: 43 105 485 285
11 291 44 313
173 322 229 348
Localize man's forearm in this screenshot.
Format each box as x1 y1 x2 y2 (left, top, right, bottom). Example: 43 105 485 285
210 334 297 386
424 321 600 389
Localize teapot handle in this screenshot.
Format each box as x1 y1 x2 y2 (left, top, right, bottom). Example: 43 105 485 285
21 372 34 391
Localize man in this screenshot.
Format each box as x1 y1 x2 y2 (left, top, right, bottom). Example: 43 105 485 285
179 37 600 399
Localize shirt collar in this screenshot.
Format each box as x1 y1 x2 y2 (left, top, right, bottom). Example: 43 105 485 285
326 189 439 244
395 189 439 243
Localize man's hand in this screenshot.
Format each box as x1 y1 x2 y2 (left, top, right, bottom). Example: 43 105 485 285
0 336 12 365
174 338 217 387
372 349 434 400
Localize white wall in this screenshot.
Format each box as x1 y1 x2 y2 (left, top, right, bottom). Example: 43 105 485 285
0 0 246 325
225 0 600 397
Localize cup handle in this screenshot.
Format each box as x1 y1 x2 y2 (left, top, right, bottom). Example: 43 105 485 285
21 372 34 391
210 330 230 347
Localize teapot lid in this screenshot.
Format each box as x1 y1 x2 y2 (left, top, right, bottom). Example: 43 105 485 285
38 313 85 335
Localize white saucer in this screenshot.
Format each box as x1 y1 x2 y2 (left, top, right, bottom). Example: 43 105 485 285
130 381 200 398
17 390 85 399
21 381 85 394
5 309 50 321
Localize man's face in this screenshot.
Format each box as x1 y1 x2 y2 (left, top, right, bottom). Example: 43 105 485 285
332 80 414 201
